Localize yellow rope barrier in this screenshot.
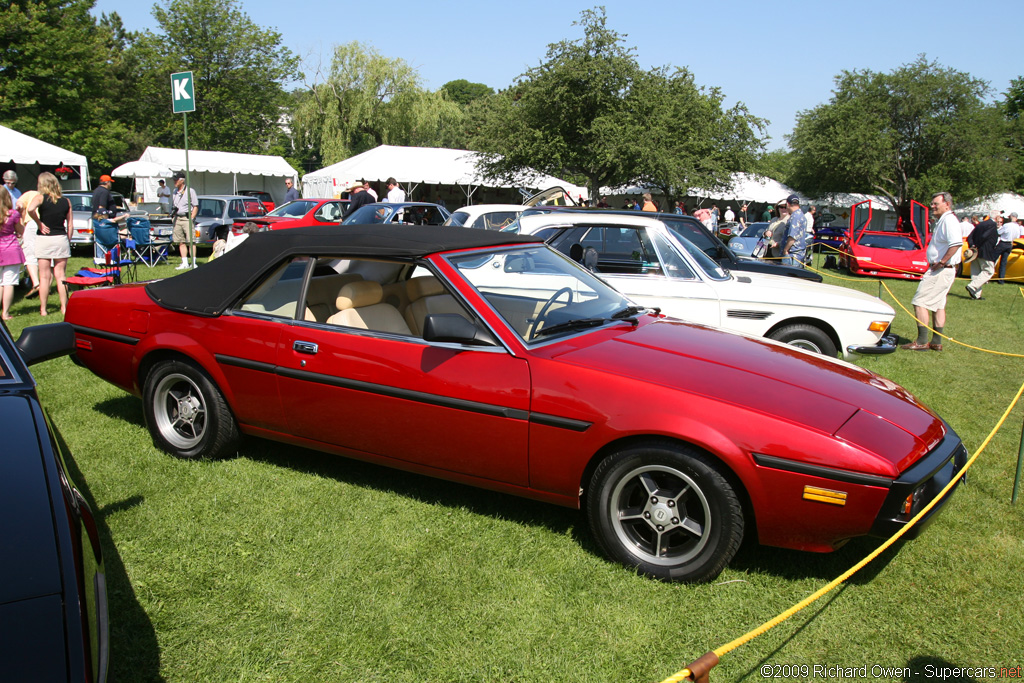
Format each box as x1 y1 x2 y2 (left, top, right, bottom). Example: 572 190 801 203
657 378 1024 683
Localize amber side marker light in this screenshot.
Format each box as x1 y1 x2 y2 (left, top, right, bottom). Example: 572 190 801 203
803 485 847 506
868 321 889 332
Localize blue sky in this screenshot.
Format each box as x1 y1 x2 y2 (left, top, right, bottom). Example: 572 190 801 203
92 0 1020 150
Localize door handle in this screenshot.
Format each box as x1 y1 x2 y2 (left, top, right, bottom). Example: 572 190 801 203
293 340 318 355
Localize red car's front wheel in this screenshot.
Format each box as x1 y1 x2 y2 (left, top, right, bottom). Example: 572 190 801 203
143 360 239 460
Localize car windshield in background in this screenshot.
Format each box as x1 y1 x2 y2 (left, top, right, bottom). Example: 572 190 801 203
344 205 395 224
660 218 719 259
740 222 769 238
448 245 633 344
665 228 730 280
343 204 448 226
859 234 919 250
447 211 472 227
66 194 93 211
268 200 318 217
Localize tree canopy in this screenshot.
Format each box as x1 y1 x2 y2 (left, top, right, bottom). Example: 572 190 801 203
441 80 494 107
125 0 300 154
788 56 1012 210
471 8 763 201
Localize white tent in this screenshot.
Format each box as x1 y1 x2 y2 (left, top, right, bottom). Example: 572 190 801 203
0 124 89 192
302 145 588 203
956 192 1024 218
134 146 298 204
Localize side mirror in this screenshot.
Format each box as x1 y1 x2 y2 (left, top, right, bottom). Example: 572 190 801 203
422 314 495 346
16 322 76 366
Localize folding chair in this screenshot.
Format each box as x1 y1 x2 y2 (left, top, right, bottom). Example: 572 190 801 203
92 221 136 283
66 244 127 289
126 216 169 267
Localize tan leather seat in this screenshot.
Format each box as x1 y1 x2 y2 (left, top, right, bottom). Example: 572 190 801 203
303 273 363 322
404 276 467 336
327 281 412 335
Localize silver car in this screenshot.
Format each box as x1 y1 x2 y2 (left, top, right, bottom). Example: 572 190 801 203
64 191 129 245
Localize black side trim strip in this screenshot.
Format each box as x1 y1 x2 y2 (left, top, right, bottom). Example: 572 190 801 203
277 365 530 420
753 453 893 488
216 354 275 373
530 413 593 432
71 325 140 346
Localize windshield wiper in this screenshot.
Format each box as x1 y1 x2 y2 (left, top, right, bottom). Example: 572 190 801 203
534 318 612 338
611 305 660 321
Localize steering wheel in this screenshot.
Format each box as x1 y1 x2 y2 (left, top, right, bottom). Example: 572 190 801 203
529 287 574 340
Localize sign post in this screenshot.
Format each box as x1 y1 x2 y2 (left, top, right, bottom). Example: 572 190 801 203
171 71 196 268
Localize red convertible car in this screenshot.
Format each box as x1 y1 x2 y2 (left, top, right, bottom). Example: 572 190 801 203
840 200 930 279
65 226 965 582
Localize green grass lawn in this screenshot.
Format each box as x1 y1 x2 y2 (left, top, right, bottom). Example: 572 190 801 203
12 251 1024 682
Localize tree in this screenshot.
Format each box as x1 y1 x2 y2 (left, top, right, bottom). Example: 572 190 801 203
0 0 131 178
472 8 645 197
626 67 765 206
1002 77 1024 193
291 42 462 164
441 80 494 107
788 56 1012 211
126 0 300 153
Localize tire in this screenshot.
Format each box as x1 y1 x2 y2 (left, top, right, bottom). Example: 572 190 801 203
143 360 239 460
587 442 744 583
768 323 837 357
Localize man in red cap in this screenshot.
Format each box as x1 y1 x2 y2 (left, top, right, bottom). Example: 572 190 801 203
91 174 125 227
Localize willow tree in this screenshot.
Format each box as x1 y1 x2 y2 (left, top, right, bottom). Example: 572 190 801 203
291 42 462 165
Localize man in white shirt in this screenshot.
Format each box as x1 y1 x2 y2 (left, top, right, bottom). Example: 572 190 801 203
996 212 1021 283
960 213 976 240
723 206 735 222
363 180 377 200
156 179 172 215
385 177 405 203
901 191 962 351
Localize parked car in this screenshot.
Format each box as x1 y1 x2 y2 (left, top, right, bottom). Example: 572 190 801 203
131 202 173 239
0 321 108 682
728 221 770 256
812 220 845 255
518 212 895 358
65 225 965 583
193 195 267 243
238 190 275 213
839 200 930 280
341 202 450 226
230 198 349 236
444 204 525 231
64 190 130 246
512 208 823 282
716 220 741 240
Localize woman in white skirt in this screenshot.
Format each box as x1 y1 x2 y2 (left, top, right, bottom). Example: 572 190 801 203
26 172 72 316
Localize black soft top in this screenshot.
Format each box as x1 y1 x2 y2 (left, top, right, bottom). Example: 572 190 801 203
145 224 542 317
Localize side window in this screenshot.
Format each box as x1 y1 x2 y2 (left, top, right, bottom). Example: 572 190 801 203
228 200 243 218
650 229 695 279
547 227 589 256
238 256 310 318
314 202 342 222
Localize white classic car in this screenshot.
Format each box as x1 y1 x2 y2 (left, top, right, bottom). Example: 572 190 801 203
514 212 896 358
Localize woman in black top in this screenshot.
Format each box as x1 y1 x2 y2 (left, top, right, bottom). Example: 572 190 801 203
27 172 72 315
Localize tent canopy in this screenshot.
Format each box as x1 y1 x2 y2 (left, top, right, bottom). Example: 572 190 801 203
132 146 298 204
302 145 588 202
0 124 89 191
956 192 1024 217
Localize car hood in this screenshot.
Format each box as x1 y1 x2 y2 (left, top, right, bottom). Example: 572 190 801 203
551 318 943 474
721 271 894 316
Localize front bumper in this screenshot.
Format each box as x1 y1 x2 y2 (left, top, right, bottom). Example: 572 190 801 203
868 427 968 539
848 332 897 355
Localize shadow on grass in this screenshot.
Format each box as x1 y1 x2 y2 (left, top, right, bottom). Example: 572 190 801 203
905 656 982 682
730 535 906 585
92 395 145 425
60 441 164 681
736 586 847 681
237 437 597 553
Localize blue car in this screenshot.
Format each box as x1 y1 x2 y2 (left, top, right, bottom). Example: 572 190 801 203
342 202 450 226
728 221 770 256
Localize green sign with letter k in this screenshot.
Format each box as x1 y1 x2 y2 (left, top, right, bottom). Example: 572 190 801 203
171 71 196 113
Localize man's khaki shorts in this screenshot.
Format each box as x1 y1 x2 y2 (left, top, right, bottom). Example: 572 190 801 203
911 267 956 311
172 216 191 244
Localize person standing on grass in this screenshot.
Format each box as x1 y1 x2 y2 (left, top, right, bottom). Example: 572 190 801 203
0 187 25 320
780 195 807 268
901 192 962 351
171 173 198 270
27 173 71 316
966 214 999 300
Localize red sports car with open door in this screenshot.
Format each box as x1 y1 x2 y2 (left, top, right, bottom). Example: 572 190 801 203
65 225 965 583
840 199 930 279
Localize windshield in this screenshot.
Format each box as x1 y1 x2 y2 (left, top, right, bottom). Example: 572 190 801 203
447 245 634 343
661 218 720 259
268 200 317 217
740 222 769 238
858 234 920 251
343 205 395 224
446 211 471 227
665 227 730 280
